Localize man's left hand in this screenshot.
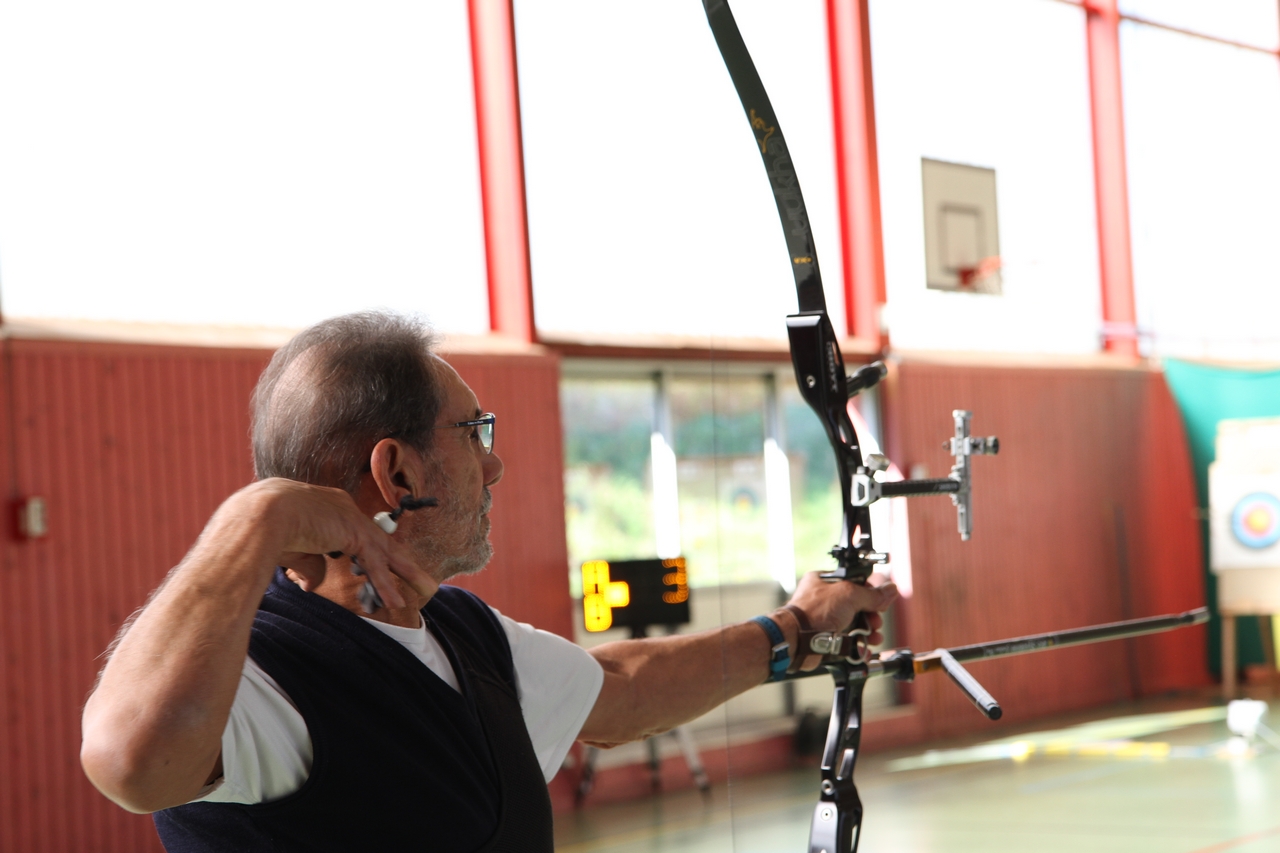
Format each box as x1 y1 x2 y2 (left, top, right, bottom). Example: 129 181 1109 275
783 571 898 669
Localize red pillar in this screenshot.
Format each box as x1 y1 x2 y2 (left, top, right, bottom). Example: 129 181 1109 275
469 0 536 343
827 0 886 350
1085 0 1139 357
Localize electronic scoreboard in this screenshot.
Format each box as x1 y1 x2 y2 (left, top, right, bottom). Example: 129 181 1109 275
581 557 691 633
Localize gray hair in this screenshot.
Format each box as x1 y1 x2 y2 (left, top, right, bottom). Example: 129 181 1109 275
251 311 443 493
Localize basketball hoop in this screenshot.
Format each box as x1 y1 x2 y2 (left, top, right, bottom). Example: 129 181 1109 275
956 255 1003 289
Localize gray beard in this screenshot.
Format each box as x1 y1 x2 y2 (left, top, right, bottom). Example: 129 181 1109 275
437 541 493 581
430 487 495 581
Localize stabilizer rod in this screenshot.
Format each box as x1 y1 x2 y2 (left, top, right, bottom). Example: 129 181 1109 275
914 606 1210 673
782 607 1210 687
938 649 1002 720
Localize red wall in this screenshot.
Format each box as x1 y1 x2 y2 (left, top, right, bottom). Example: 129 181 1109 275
442 353 574 639
883 358 1210 740
0 338 1212 848
567 357 1213 806
0 337 571 853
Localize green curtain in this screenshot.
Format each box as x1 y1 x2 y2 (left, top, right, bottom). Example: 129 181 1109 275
1163 359 1280 675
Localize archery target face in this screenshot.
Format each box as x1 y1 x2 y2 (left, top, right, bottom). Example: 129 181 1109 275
1231 493 1280 550
1209 466 1280 571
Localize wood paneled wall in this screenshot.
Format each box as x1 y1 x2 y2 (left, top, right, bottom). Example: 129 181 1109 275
0 337 571 853
884 358 1210 741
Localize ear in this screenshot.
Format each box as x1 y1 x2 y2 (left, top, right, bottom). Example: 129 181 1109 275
368 438 418 511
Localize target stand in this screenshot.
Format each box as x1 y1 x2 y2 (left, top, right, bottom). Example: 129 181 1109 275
1209 418 1280 698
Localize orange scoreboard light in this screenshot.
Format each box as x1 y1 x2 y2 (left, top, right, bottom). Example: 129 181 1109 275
581 557 691 633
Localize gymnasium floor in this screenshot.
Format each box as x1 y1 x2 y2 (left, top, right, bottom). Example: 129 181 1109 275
556 699 1280 853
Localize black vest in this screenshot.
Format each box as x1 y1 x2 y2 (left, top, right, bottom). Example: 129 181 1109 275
154 570 554 852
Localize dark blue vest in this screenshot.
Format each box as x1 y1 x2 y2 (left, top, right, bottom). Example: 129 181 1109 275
154 570 554 852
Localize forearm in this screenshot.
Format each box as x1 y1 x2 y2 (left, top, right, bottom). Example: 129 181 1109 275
578 573 898 747
579 610 797 747
81 504 281 812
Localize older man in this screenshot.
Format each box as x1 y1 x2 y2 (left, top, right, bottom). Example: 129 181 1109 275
81 312 896 852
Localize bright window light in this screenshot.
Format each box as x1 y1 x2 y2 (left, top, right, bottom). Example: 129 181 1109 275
0 1 488 333
870 0 1101 354
515 0 845 341
1122 22 1280 361
561 377 657 596
1119 0 1280 52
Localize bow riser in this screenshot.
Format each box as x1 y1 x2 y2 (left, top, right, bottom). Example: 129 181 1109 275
786 312 875 583
812 673 866 853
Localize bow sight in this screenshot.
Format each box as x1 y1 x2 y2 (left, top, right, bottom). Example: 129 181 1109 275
852 407 999 541
703 2 1209 851
789 311 998 578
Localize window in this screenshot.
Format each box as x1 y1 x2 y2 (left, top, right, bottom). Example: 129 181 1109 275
515 0 844 341
671 376 770 587
1121 20 1280 361
561 367 846 591
1119 0 1279 52
870 0 1100 353
0 2 488 333
782 382 845 579
562 378 656 597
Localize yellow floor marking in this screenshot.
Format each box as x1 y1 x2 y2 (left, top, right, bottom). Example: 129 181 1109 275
889 706 1225 772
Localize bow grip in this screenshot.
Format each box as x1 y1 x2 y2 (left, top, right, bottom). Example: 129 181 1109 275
785 606 873 671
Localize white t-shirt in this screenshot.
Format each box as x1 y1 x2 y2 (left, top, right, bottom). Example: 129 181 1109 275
197 607 603 805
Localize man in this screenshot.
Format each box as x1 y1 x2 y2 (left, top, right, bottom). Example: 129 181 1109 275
81 312 897 851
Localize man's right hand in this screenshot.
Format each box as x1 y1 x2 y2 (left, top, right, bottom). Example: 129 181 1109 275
80 479 433 814
228 478 437 608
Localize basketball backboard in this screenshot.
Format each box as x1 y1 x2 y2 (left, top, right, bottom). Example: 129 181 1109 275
922 158 1002 294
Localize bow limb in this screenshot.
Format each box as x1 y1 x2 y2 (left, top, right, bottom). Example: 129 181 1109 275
702 0 879 586
703 3 877 851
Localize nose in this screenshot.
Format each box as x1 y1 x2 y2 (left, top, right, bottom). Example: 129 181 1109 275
483 450 504 487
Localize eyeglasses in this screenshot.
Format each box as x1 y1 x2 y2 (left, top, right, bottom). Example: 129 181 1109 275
432 413 496 454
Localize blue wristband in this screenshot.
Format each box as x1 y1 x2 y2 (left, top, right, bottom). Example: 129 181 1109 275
751 614 791 682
